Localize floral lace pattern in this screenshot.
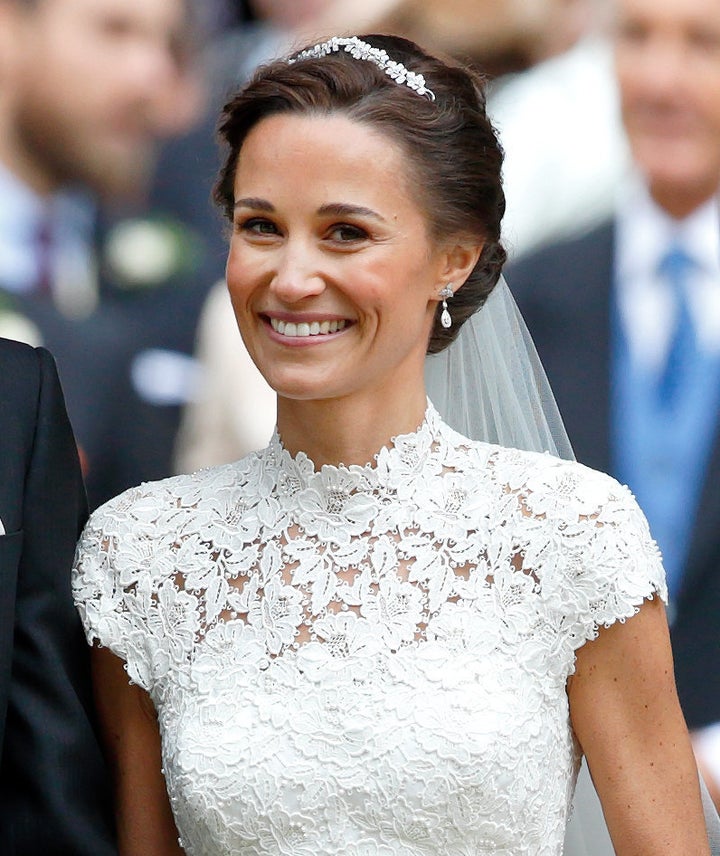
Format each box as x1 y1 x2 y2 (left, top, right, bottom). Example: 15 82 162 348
73 403 666 855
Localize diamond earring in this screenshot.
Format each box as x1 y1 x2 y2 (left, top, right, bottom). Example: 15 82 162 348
439 285 453 329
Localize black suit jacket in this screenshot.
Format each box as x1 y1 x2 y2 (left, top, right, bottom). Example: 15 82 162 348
508 223 720 730
0 338 116 854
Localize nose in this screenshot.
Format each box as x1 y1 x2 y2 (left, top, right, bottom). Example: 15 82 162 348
627 35 687 101
268 242 326 304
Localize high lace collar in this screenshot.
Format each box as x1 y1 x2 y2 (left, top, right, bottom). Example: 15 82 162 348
263 400 448 500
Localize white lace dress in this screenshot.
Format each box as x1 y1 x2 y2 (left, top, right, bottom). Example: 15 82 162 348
73 403 666 856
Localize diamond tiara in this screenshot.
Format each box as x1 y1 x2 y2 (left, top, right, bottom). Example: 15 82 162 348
288 36 436 102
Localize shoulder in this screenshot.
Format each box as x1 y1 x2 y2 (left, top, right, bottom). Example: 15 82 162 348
82 460 253 540
0 338 56 392
435 418 637 523
0 341 65 466
489 445 667 631
0 335 38 365
486 443 642 521
474 442 660 557
72 461 255 651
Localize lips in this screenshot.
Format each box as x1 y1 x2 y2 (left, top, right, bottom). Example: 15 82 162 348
269 318 348 338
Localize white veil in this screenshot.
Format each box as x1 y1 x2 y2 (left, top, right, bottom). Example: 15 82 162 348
425 275 574 460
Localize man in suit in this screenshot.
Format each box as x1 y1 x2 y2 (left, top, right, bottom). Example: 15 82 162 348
0 0 207 509
0 337 116 854
508 0 720 805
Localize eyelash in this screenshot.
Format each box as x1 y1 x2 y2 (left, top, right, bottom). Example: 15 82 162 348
236 217 278 236
234 218 369 243
327 224 368 242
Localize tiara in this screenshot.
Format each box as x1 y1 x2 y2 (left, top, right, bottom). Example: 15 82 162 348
288 36 436 102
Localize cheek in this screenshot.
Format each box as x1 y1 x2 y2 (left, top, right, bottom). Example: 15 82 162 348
225 243 257 300
699 84 720 131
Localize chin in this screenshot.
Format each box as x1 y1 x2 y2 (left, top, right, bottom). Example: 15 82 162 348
266 372 338 403
639 151 717 201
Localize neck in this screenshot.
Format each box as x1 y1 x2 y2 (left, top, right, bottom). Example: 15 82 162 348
649 182 717 222
276 384 429 468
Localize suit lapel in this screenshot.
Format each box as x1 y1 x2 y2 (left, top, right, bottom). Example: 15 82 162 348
0 341 36 750
0 532 22 751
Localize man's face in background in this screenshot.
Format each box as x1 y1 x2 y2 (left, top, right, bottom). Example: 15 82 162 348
614 0 720 216
0 0 199 198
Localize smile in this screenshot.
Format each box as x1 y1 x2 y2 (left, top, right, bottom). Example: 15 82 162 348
269 318 348 337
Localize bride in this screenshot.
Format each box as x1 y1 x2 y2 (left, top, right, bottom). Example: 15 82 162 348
73 34 710 854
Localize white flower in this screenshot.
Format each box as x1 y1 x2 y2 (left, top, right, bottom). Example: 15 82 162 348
360 578 424 650
413 472 492 543
191 621 267 693
296 612 380 680
246 576 304 655
296 469 379 544
148 580 200 652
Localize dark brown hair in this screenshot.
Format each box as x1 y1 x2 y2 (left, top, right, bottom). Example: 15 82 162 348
215 34 506 353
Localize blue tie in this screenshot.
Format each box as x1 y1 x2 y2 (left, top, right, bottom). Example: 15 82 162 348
657 245 695 408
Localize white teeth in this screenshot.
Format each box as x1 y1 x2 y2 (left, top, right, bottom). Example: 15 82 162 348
270 318 347 338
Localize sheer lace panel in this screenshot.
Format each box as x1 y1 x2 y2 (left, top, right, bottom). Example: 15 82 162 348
73 403 666 856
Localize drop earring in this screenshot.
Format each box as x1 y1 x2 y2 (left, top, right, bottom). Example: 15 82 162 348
439 285 453 329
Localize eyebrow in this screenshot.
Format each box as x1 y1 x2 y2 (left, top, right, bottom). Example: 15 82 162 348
233 198 385 222
234 197 274 212
317 203 385 222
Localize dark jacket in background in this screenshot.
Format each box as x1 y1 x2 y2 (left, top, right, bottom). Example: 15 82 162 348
0 338 116 855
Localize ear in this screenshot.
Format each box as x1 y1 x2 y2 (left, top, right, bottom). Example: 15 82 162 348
432 239 484 298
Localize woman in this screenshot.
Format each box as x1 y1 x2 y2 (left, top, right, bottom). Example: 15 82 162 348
73 35 710 854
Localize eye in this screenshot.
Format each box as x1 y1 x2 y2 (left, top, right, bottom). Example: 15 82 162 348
615 19 650 47
235 217 280 237
689 26 720 55
327 223 369 243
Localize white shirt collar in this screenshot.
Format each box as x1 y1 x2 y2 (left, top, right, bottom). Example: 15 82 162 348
0 162 47 292
615 173 720 367
616 173 720 282
0 160 96 296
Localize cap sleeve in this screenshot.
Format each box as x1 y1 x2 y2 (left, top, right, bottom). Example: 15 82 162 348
72 484 173 693
546 465 668 658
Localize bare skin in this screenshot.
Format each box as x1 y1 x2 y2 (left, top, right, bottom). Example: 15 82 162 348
570 597 709 854
92 647 183 855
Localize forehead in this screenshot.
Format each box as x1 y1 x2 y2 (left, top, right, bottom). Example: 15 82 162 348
615 0 720 29
234 112 416 201
36 0 187 31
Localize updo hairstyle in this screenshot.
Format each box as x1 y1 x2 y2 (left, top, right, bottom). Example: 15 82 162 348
215 34 506 354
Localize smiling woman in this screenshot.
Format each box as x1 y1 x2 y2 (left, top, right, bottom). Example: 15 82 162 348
72 33 711 856
223 111 471 437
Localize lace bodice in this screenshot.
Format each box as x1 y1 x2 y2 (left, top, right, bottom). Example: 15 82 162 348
73 404 666 855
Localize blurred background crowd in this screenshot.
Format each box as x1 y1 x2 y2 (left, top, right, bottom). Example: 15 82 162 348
1 0 719 817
